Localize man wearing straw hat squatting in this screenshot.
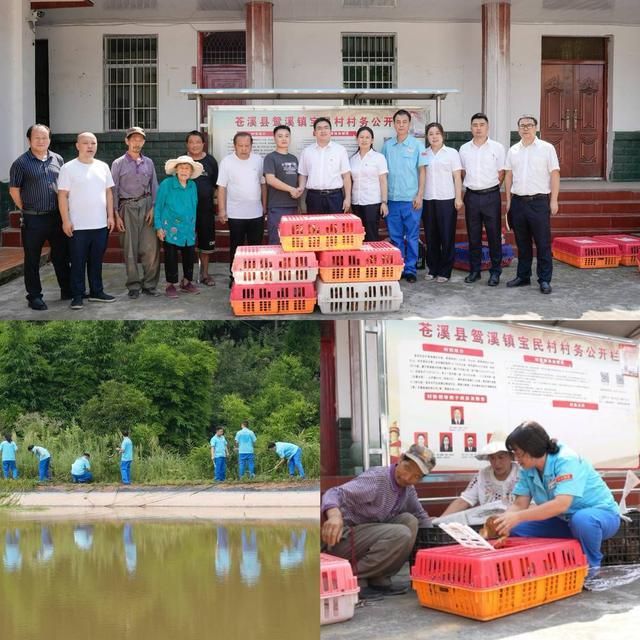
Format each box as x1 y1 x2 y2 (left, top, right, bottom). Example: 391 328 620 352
321 444 436 600
440 432 519 517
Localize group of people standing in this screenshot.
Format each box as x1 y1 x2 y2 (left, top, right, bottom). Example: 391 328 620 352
209 421 305 482
9 126 219 308
9 110 559 309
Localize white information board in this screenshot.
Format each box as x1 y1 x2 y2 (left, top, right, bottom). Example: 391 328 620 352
385 321 640 470
207 105 429 161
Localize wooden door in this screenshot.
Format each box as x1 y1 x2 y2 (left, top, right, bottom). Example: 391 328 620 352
572 64 605 178
540 62 605 178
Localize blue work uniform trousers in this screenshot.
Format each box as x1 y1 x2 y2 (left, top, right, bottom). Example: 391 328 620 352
214 456 227 481
511 508 621 571
2 461 18 479
38 458 51 481
120 460 132 484
72 471 93 483
386 201 421 277
238 453 255 478
287 450 305 478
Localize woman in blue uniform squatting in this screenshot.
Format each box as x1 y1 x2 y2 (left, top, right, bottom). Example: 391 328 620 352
494 421 620 585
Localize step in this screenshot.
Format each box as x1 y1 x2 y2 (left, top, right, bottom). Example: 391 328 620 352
0 247 50 286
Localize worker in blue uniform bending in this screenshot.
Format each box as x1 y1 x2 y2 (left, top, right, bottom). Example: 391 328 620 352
494 421 620 588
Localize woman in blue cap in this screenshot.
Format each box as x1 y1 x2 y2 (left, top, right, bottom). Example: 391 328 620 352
494 421 620 586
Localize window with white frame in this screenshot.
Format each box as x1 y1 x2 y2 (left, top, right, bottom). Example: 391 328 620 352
104 36 158 131
342 34 396 105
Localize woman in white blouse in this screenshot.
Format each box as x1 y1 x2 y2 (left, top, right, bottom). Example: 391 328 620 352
349 126 389 241
422 122 463 282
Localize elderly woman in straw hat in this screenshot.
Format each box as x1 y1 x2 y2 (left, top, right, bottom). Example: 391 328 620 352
441 431 519 516
155 155 203 298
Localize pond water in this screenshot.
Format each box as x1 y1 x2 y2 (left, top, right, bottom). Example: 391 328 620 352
0 518 319 640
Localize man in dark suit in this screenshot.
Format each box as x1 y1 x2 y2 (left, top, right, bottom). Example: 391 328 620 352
464 435 476 452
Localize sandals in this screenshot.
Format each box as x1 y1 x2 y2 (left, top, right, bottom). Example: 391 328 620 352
199 275 215 287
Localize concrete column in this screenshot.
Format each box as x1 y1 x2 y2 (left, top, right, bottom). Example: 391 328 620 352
482 1 511 151
245 1 273 89
0 0 35 181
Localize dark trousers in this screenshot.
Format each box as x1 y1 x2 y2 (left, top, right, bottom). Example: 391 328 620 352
21 212 71 301
510 195 553 283
422 198 457 278
305 189 344 214
464 189 502 275
163 242 195 283
69 227 108 298
352 203 381 241
228 217 264 274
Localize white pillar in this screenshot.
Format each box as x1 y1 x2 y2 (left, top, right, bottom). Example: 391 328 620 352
0 0 35 181
482 2 511 151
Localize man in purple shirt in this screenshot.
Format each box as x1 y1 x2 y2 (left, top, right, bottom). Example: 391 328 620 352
111 127 160 298
321 444 435 599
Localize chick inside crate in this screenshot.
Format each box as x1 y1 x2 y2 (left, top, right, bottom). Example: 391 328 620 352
411 537 588 621
601 510 640 565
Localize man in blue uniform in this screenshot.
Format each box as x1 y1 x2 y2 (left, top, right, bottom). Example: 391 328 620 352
235 420 257 479
117 431 133 485
210 427 229 481
381 110 426 283
268 441 305 478
71 453 93 483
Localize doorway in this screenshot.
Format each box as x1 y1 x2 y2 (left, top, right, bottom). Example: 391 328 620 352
197 31 247 127
540 37 607 179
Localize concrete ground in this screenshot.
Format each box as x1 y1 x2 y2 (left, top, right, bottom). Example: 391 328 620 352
321 562 640 640
0 259 639 320
7 485 320 521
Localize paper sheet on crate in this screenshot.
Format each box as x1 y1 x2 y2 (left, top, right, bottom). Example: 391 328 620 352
619 469 640 516
431 500 507 526
437 523 496 550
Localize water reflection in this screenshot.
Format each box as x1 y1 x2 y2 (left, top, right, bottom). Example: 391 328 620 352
0 519 319 640
3 530 21 572
35 527 54 564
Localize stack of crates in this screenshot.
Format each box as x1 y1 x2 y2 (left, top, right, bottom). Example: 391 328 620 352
412 537 588 621
552 236 621 268
316 241 404 314
230 246 318 316
320 553 360 626
592 234 640 267
453 242 515 272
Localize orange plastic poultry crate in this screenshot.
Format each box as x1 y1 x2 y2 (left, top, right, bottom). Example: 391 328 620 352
231 245 318 283
592 235 640 266
318 242 404 282
279 214 365 252
230 282 316 316
412 537 587 621
552 236 621 268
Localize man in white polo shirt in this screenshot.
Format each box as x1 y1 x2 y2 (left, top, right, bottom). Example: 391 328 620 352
58 131 116 310
298 117 351 214
504 115 560 295
216 132 266 288
459 113 506 287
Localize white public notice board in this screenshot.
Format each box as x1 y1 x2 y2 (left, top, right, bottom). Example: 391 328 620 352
207 105 429 161
385 320 640 470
